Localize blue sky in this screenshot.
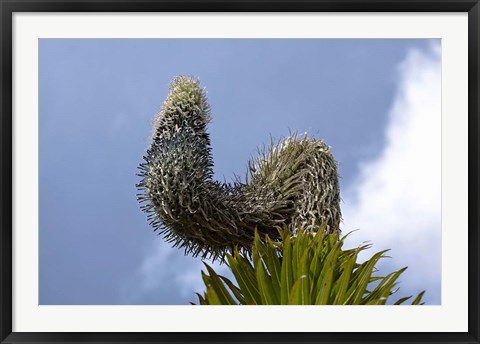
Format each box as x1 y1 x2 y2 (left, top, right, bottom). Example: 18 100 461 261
39 39 441 305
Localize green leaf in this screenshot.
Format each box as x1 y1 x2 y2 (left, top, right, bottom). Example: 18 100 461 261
394 295 413 305
298 250 311 304
203 263 237 305
308 231 329 294
205 286 222 305
364 267 407 304
291 234 300 280
280 234 294 304
195 292 207 305
315 240 342 304
411 291 426 305
254 253 279 305
309 233 324 276
265 236 282 299
288 275 309 304
349 250 390 304
252 230 281 302
340 250 359 305
219 275 246 304
292 231 308 281
332 250 357 304
227 252 261 305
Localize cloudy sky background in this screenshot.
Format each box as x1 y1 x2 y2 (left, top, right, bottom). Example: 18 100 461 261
39 39 441 305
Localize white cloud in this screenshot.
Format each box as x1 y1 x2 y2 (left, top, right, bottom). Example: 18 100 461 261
342 42 441 304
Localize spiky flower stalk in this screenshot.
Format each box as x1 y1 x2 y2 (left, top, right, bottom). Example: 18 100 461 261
137 76 342 260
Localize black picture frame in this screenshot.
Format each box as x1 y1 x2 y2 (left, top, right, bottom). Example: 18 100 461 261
1 1 479 343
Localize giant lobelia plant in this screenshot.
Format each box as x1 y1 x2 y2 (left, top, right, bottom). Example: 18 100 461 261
137 76 426 305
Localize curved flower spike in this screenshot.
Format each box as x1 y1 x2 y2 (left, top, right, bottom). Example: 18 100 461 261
137 76 342 260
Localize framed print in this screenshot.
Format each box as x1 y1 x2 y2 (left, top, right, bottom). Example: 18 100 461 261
1 1 479 343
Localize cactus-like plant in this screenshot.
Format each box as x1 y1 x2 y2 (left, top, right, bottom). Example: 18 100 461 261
137 76 342 260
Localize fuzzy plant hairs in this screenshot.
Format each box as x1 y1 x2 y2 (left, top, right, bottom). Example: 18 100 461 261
137 76 342 260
